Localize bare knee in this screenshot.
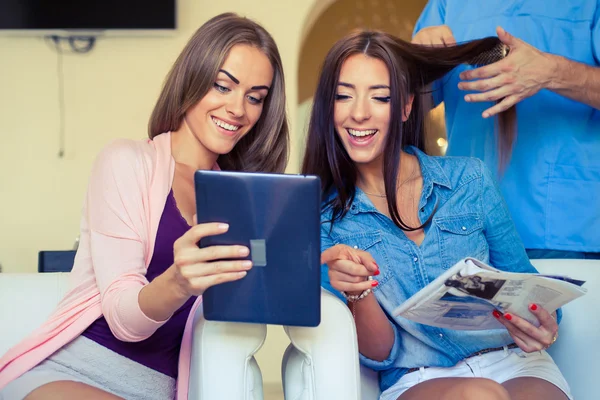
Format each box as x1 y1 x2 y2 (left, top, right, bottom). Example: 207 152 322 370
25 381 123 400
444 378 511 400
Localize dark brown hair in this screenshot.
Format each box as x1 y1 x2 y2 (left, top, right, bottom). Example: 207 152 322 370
149 12 289 173
301 29 516 230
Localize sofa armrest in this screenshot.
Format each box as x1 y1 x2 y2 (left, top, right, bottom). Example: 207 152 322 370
188 304 267 400
282 288 367 399
532 259 600 400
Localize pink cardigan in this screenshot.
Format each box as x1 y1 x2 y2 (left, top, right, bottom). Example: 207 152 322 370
0 132 203 399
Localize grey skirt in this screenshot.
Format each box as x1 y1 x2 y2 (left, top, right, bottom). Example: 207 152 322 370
0 336 176 400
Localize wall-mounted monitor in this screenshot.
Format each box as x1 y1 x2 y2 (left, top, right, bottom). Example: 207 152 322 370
0 0 177 36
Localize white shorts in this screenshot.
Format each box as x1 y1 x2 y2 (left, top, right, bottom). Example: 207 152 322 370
380 346 572 400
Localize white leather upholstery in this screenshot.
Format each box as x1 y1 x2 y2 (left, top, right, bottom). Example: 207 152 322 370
0 273 266 399
0 273 71 356
533 260 600 400
282 259 600 400
282 289 362 400
189 304 267 400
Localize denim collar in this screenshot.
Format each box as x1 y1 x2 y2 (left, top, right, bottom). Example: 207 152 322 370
349 146 452 215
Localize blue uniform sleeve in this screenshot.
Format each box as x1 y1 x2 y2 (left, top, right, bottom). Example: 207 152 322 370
593 0 600 64
479 159 562 323
413 0 447 106
413 0 447 36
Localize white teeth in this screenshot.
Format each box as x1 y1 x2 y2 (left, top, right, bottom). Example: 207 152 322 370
212 117 240 132
348 128 377 137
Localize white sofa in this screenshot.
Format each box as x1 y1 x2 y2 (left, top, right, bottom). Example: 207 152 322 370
282 259 600 400
0 272 267 400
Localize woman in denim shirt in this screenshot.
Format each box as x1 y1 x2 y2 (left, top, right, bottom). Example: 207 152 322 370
302 30 571 400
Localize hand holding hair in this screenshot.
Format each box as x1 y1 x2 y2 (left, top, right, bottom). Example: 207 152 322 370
412 24 456 47
458 26 557 118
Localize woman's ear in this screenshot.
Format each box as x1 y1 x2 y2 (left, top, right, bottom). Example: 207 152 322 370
402 94 415 122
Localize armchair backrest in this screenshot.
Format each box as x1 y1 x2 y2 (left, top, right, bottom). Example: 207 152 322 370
0 273 70 356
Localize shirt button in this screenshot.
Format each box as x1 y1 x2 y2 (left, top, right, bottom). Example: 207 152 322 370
413 257 418 262
439 333 443 338
420 208 425 212
461 226 467 231
353 245 358 249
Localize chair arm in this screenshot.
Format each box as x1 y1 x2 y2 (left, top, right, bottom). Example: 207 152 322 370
282 288 363 399
188 304 267 400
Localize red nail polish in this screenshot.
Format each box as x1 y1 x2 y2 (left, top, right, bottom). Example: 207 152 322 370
374 269 380 276
371 281 378 288
504 313 512 321
492 310 501 319
530 304 538 311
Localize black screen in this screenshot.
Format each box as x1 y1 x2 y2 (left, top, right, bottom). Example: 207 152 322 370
0 0 176 30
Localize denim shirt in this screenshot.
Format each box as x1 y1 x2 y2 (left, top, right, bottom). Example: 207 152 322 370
320 147 554 392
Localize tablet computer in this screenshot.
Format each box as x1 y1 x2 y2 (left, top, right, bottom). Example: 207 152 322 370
194 170 321 327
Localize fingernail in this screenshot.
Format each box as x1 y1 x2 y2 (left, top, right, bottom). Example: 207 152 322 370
374 269 380 276
465 95 471 102
218 223 229 230
242 261 252 268
239 247 250 256
371 281 379 288
492 310 501 319
504 313 512 321
482 112 490 118
529 303 538 311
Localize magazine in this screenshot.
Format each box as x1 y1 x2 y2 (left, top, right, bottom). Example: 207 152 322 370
392 258 587 330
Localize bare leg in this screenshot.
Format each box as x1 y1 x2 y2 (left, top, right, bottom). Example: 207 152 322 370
503 377 568 400
399 377 511 400
25 381 123 400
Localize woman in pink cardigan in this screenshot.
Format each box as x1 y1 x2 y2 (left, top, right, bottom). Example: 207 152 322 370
0 12 289 400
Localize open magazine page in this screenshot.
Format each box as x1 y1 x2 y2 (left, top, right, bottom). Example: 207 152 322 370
392 258 587 330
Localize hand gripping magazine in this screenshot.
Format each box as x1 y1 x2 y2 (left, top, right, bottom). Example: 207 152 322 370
392 258 587 330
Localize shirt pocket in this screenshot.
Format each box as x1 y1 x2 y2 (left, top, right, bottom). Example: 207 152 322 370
333 230 393 287
435 213 489 269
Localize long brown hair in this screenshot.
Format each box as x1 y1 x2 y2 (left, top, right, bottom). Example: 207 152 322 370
149 12 289 173
301 30 516 230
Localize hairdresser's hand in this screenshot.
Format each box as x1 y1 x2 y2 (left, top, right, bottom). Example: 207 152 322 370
169 221 252 297
458 26 557 118
492 304 559 353
322 244 379 296
412 25 456 46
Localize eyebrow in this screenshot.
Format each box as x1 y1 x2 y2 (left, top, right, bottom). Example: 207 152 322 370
338 82 390 90
219 69 270 91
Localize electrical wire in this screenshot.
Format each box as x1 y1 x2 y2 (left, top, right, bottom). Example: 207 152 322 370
52 36 66 158
44 35 97 158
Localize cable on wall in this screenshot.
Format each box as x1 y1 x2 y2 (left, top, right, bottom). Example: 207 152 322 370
44 35 97 158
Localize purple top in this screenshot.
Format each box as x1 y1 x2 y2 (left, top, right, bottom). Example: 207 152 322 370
82 190 195 378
